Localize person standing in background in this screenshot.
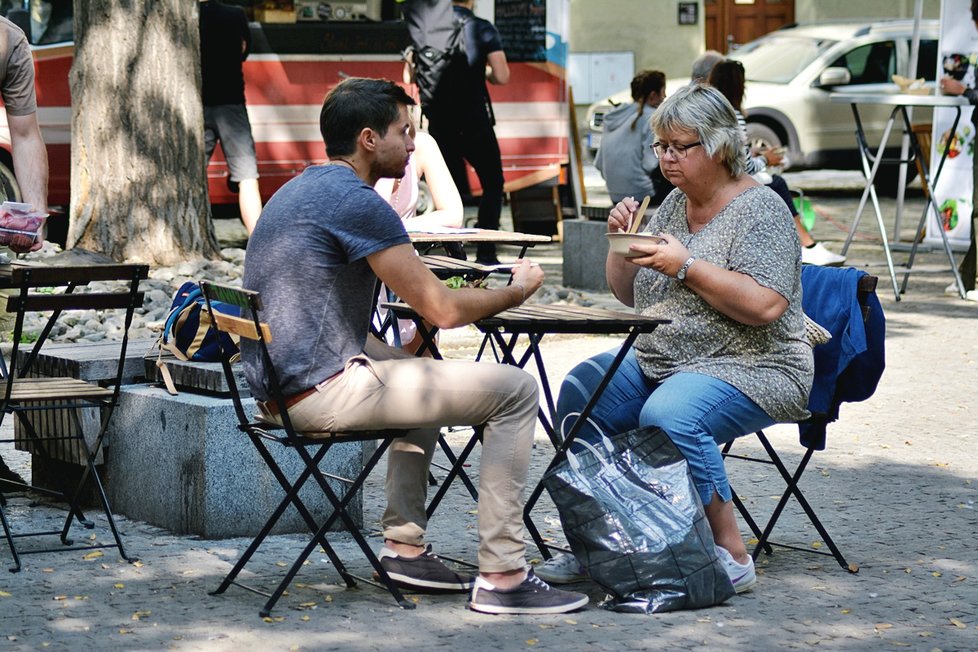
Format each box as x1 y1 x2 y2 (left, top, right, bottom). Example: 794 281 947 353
938 0 978 301
425 0 509 265
594 69 671 206
0 12 48 490
690 49 725 84
199 0 262 233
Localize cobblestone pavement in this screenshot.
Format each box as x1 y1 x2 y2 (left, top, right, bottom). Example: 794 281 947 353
1 174 977 651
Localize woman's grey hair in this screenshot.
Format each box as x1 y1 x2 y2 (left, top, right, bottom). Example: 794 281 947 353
651 83 746 177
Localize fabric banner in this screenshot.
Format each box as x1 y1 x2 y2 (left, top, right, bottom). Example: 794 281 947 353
928 0 976 248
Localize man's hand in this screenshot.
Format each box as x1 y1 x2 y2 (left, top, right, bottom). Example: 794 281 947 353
941 75 967 96
509 259 545 303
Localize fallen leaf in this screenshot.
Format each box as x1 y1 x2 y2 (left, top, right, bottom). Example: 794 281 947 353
298 601 317 609
118 629 133 635
840 609 851 615
539 624 555 629
114 583 125 589
811 542 822 549
932 571 942 577
874 623 892 630
526 639 539 646
300 615 311 622
564 619 578 625
950 618 967 629
41 568 54 573
53 595 67 601
276 561 287 567
132 610 151 621
82 551 103 561
132 561 144 568
0 591 10 598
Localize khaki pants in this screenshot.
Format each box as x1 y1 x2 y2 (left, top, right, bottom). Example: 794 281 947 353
264 336 539 573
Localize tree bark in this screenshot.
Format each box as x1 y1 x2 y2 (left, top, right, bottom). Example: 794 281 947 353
69 0 220 264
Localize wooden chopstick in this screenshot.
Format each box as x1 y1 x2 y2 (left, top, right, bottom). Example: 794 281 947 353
628 195 651 234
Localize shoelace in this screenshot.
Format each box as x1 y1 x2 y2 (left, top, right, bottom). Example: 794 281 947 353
526 572 552 591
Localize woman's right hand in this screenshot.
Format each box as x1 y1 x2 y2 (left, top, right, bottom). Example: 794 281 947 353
608 196 640 233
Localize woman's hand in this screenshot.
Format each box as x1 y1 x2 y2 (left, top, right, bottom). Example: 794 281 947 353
608 197 640 233
626 233 689 277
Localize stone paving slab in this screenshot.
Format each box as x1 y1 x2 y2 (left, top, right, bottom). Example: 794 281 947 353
1 184 977 649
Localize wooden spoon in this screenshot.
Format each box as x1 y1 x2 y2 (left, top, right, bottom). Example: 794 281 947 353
628 195 651 234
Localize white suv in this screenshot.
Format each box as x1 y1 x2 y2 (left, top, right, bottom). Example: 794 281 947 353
585 19 939 193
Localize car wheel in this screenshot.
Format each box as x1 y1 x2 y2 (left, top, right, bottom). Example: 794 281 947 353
745 122 783 156
0 160 21 203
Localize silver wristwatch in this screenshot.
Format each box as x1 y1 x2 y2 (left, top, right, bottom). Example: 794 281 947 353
677 256 696 282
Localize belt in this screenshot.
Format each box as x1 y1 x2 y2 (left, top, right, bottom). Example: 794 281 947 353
260 372 340 417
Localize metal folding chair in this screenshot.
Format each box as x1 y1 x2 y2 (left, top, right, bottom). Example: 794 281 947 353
0 263 148 571
723 269 883 573
199 282 414 616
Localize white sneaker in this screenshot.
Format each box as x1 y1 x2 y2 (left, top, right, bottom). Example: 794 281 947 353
533 552 587 584
945 282 978 301
802 242 846 267
715 546 757 594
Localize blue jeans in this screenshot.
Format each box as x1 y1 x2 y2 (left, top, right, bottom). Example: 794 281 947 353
556 348 775 505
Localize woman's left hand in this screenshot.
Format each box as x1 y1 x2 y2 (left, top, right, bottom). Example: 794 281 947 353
627 233 688 277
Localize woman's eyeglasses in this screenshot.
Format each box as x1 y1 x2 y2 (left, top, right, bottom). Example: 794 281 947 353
651 141 702 159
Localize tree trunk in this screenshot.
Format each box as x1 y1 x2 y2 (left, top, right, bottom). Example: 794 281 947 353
69 0 220 264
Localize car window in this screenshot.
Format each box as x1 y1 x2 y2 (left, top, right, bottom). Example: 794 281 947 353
731 35 837 84
2 0 73 45
830 41 896 85
915 39 938 81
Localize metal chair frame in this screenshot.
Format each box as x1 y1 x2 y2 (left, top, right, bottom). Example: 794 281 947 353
199 281 414 616
0 263 147 571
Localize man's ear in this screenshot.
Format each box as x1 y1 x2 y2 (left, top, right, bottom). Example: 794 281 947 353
359 127 378 153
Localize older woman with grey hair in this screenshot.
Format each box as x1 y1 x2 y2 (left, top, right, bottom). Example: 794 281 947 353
537 83 813 594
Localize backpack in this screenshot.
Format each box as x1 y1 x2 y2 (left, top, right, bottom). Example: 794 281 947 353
160 281 241 363
403 0 468 112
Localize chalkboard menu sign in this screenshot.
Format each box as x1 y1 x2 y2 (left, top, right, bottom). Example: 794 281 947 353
495 0 546 63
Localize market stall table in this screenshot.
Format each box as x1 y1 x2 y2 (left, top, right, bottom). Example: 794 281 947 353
830 92 970 300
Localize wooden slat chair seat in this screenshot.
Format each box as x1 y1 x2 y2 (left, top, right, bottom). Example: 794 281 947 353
200 281 414 617
0 262 148 572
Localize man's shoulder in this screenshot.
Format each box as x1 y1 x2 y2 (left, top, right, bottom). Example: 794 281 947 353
0 15 28 46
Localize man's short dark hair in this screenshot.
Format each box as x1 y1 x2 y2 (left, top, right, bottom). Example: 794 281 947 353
320 78 416 157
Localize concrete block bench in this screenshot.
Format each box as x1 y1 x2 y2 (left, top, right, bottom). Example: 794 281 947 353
562 219 611 291
105 385 373 539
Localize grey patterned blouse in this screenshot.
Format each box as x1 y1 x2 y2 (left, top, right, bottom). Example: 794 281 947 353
633 184 813 423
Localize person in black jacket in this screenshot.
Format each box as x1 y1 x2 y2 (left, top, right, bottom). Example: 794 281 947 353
424 0 509 265
199 0 262 233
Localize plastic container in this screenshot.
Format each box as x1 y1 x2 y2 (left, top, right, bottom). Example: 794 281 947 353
0 201 47 251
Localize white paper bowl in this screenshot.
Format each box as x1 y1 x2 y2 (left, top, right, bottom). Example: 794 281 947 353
606 232 666 258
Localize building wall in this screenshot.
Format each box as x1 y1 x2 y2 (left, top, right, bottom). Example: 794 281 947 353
570 0 941 96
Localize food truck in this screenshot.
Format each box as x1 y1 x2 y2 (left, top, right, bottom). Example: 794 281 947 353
0 0 571 231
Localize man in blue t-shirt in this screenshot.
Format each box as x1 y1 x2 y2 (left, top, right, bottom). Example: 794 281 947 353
242 78 587 615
